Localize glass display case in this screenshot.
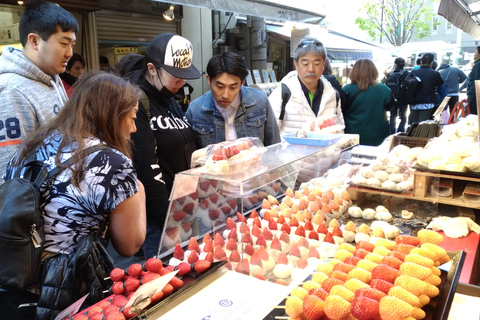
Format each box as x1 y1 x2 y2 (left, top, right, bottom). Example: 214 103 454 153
156 134 360 259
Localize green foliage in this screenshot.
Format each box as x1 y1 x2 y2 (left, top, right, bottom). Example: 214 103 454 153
355 0 440 46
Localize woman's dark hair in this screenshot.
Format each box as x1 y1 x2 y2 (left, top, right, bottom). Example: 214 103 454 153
19 1 79 47
323 57 332 76
206 52 249 81
14 72 140 186
66 53 86 71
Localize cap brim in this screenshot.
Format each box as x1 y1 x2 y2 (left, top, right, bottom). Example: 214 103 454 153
161 64 201 80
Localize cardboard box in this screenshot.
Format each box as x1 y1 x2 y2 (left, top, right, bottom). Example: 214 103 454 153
462 183 480 206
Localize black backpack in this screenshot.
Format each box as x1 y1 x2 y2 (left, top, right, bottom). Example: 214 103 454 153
386 70 407 100
400 70 422 105
0 145 107 290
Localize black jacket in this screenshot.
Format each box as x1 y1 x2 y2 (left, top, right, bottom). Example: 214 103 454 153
412 66 444 105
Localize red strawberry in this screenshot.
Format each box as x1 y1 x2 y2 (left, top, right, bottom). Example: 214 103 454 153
166 227 178 239
111 281 125 295
277 215 286 225
276 253 289 265
303 294 326 320
317 222 328 234
242 231 253 244
229 250 241 262
354 287 386 302
289 244 301 258
392 243 416 255
199 199 209 210
162 283 174 297
127 263 142 277
279 232 290 244
209 193 219 205
227 198 238 209
254 274 266 281
251 225 262 237
181 222 192 233
250 251 263 267
198 179 211 191
298 237 310 248
169 276 184 290
220 206 232 215
295 225 306 237
333 262 356 274
250 208 259 218
252 217 262 228
297 258 309 269
187 237 201 254
268 218 278 230
223 146 233 158
212 148 224 161
370 278 394 294
124 277 140 292
209 209 220 221
257 246 270 261
386 250 406 262
235 258 250 275
395 235 420 246
213 233 225 247
213 245 227 260
353 248 371 259
263 228 273 240
351 296 380 320
75 314 92 320
236 212 247 223
189 190 199 200
304 220 314 231
97 300 112 309
244 243 256 256
194 260 211 273
289 216 300 227
88 305 104 316
271 237 282 251
256 234 267 247
308 246 320 259
226 217 236 230
371 264 400 283
172 210 186 221
173 244 184 260
332 225 343 237
210 180 218 188
105 305 121 315
175 262 192 276
321 277 344 292
104 310 125 320
323 232 334 244
144 258 162 273
226 238 237 251
164 265 174 273
381 255 403 270
122 306 136 319
263 211 271 221
110 268 126 282
356 241 375 252
239 222 250 233
227 228 238 241
308 230 319 240
205 252 214 263
280 222 291 234
187 250 199 264
203 240 214 253
309 287 329 301
183 202 195 215
344 255 361 266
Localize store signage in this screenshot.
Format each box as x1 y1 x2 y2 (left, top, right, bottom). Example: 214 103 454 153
114 47 139 54
0 24 19 45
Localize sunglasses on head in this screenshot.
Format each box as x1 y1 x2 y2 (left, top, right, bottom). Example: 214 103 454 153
297 40 322 49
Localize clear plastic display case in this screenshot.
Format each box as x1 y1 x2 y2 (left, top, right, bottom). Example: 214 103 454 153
156 134 360 259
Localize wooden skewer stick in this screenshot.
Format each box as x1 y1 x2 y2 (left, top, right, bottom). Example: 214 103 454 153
269 305 286 309
275 317 290 320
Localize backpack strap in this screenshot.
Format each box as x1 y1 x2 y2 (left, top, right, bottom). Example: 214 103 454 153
279 83 291 120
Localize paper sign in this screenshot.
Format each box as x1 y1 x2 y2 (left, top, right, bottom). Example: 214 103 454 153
55 294 90 320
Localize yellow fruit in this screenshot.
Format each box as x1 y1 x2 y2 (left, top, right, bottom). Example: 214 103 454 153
356 259 378 272
417 294 430 307
290 286 308 300
316 262 334 275
358 223 371 234
329 258 342 266
430 266 441 276
344 221 356 232
411 307 426 319
330 285 355 302
373 246 391 257
424 282 440 298
394 275 427 296
324 295 351 320
338 243 356 253
364 252 384 264
379 296 414 320
302 280 321 293
311 272 329 285
285 296 304 318
372 227 385 238
424 274 442 286
417 229 443 245
410 248 437 262
388 286 420 307
399 262 432 280
334 249 353 262
344 278 369 293
437 253 450 265
348 267 372 284
375 238 396 250
404 253 434 268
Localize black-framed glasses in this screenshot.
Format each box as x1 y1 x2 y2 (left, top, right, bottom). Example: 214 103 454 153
297 40 322 49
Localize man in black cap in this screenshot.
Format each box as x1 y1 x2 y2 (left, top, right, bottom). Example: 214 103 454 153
125 33 201 259
385 57 409 133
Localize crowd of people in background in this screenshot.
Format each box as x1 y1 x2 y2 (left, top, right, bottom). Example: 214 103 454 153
0 1 477 319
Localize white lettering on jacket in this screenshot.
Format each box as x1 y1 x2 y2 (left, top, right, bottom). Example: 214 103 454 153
152 115 188 130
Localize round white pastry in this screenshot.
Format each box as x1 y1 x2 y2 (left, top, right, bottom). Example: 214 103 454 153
362 208 376 220
273 262 294 279
348 206 363 218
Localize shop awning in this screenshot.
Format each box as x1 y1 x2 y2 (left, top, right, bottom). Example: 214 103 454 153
151 0 325 24
438 0 480 40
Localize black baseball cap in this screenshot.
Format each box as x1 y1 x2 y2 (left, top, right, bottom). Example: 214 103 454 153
146 33 201 80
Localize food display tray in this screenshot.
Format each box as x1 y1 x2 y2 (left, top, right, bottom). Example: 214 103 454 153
263 250 465 320
413 165 480 179
283 133 343 147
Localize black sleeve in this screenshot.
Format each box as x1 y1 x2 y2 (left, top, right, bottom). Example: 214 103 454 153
385 90 396 111
325 75 348 110
131 101 169 229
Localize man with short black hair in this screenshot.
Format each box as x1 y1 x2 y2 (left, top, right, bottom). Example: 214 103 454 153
0 1 78 181
408 53 444 124
386 57 409 133
466 46 480 115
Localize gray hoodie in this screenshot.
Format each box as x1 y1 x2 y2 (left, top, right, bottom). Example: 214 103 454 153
0 46 68 181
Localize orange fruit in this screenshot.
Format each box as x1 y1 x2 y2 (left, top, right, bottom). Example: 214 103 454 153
379 296 414 320
302 294 325 320
324 295 351 320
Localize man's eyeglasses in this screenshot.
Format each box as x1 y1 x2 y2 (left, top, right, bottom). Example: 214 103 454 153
297 40 322 49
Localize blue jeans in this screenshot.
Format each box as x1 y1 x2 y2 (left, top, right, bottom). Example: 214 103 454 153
389 104 407 134
142 222 162 259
